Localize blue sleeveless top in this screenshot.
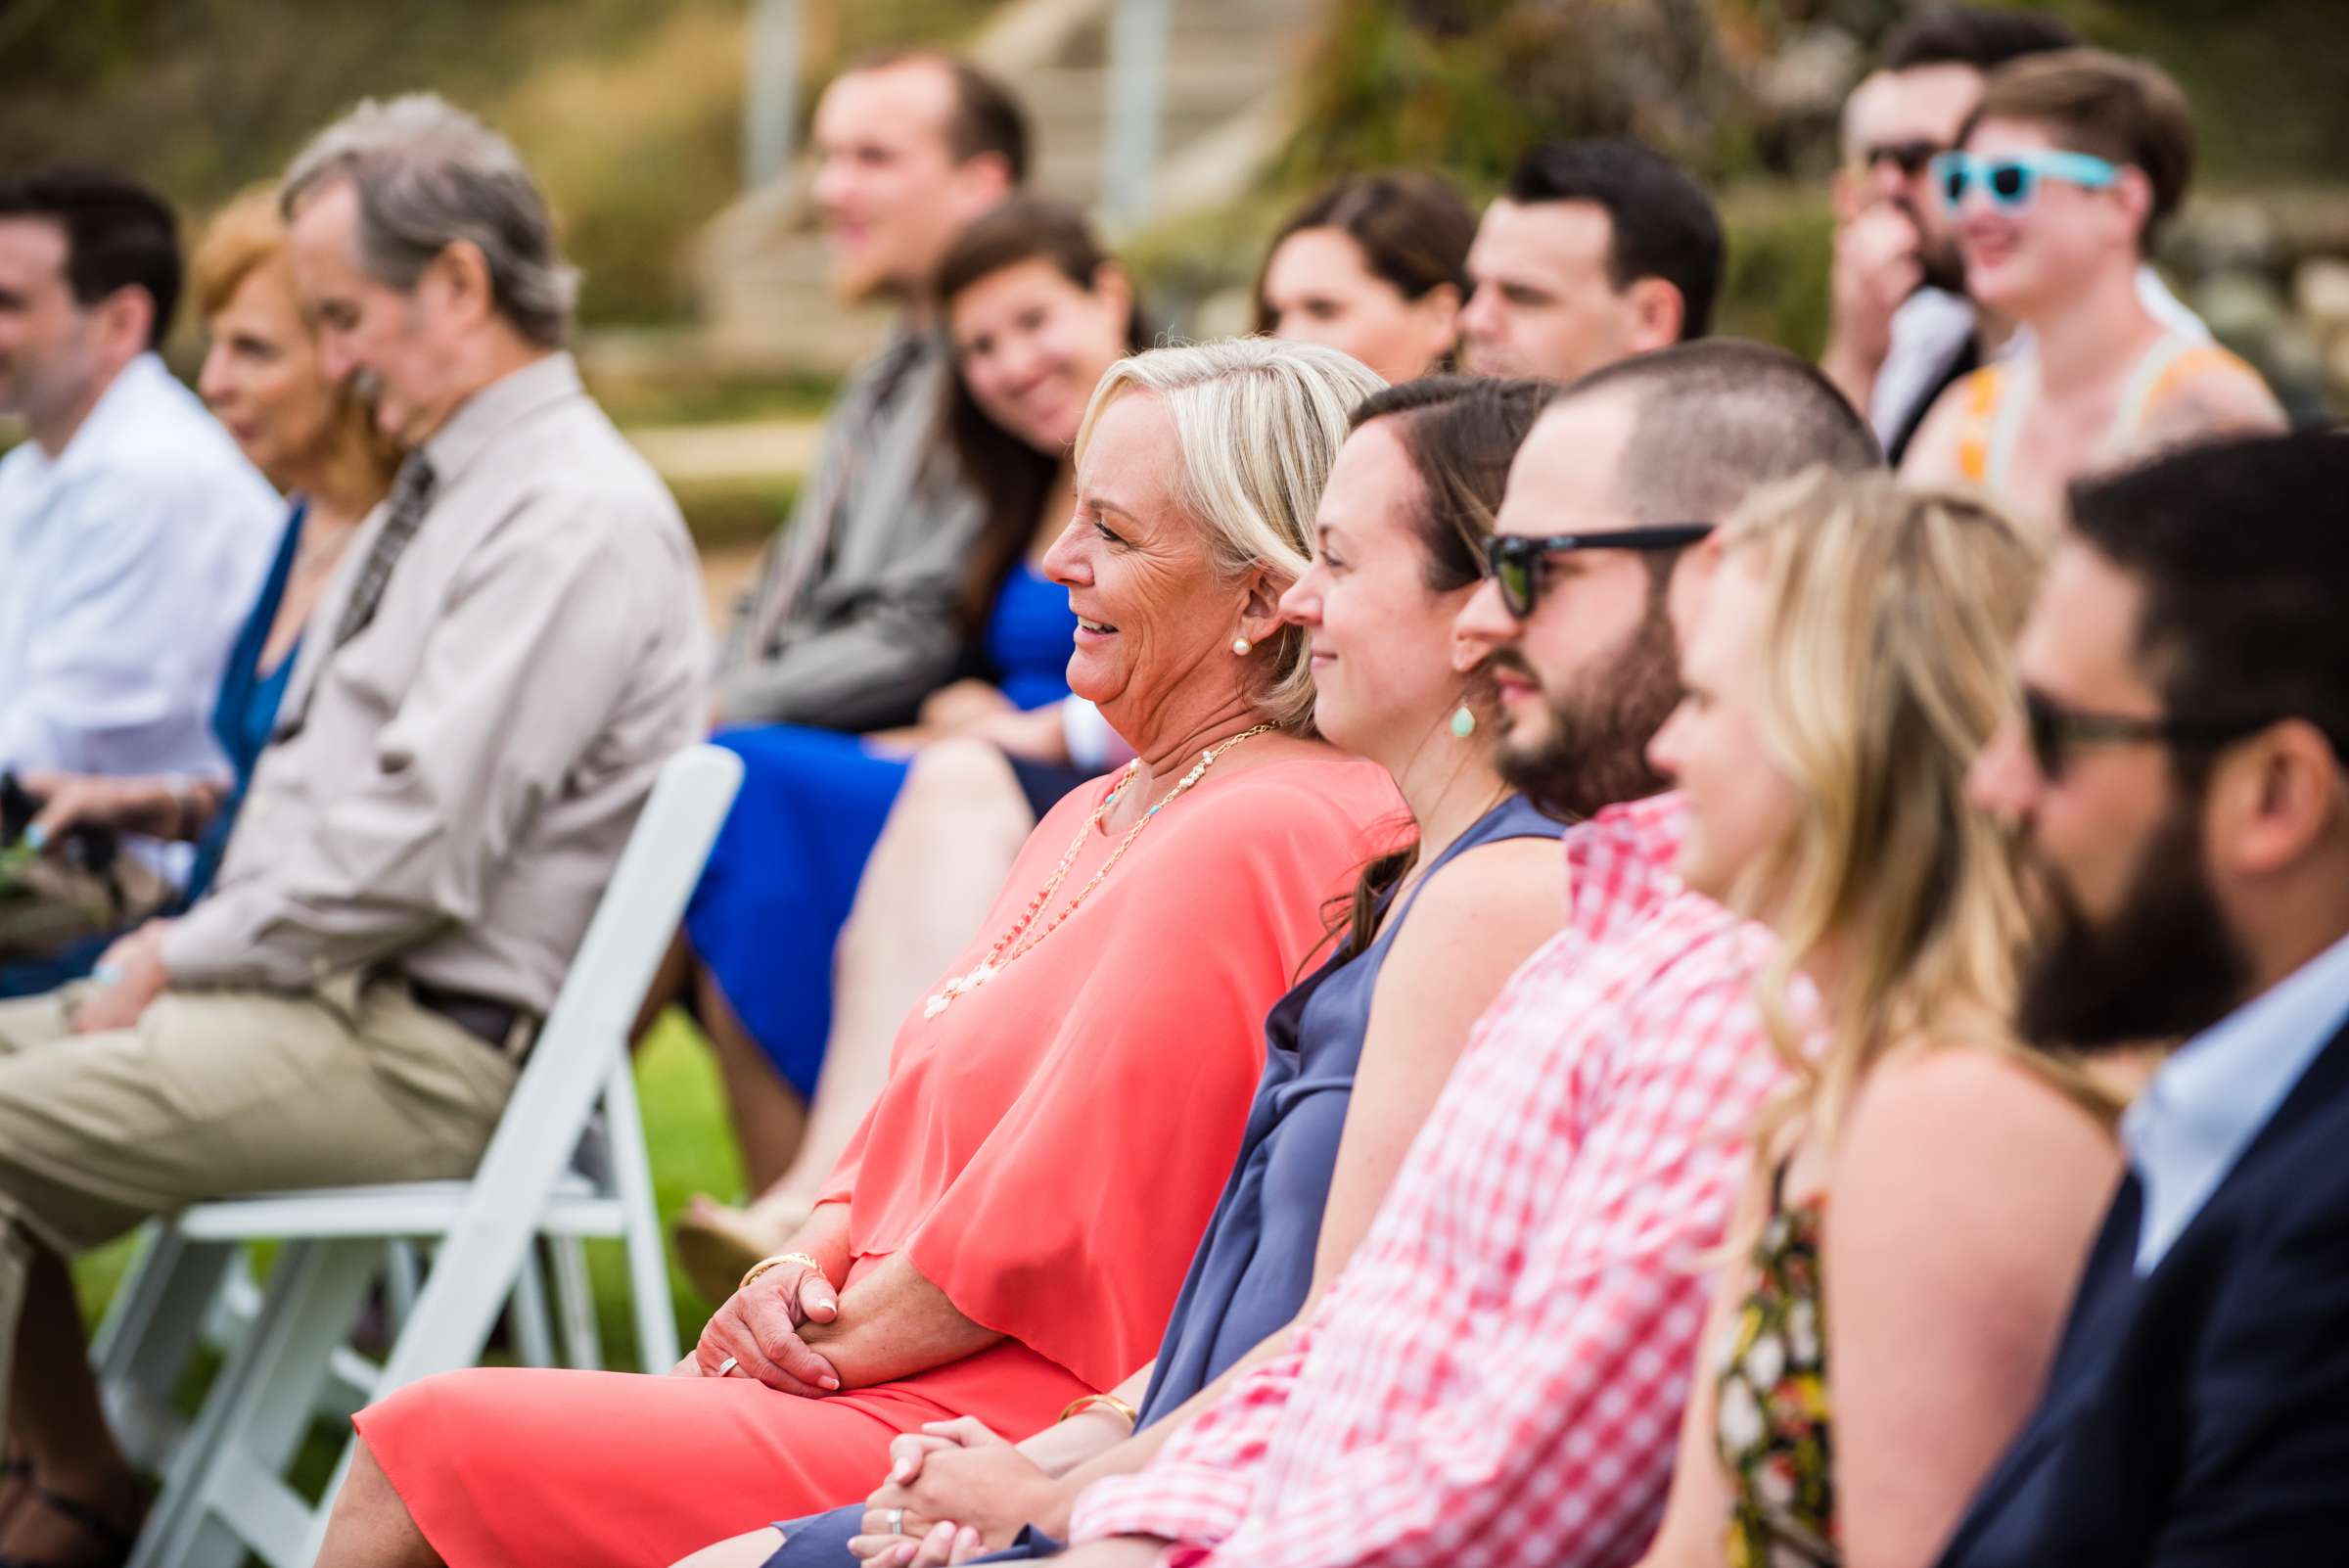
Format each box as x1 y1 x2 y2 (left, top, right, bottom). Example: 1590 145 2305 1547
984 561 1078 711
1135 791 1565 1421
187 499 305 904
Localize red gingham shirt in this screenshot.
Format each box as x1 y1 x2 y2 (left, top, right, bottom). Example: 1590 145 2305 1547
1068 792 1785 1568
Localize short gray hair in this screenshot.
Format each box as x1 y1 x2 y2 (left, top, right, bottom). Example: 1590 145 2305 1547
282 93 577 347
1075 338 1387 735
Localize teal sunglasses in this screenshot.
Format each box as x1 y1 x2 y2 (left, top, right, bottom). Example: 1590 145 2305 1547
1930 149 2120 213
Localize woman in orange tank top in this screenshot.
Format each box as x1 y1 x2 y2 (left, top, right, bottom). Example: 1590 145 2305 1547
1902 50 2280 530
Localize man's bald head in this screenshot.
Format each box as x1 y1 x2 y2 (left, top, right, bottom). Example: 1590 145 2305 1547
1552 339 1884 528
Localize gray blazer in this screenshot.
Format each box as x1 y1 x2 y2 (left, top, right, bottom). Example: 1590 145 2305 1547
714 326 985 731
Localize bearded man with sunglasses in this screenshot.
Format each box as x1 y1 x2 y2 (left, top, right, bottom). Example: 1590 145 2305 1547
1947 432 2349 1568
1900 49 2281 528
1819 9 2211 464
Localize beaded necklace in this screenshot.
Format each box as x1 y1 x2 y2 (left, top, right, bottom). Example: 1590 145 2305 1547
922 722 1275 1017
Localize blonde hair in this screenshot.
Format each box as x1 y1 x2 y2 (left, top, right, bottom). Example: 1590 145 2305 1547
190 184 400 498
1723 470 2116 1160
1074 338 1387 734
190 186 288 321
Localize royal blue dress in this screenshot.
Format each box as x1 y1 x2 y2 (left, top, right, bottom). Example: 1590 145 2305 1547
685 564 1077 1099
0 500 305 996
766 793 1565 1565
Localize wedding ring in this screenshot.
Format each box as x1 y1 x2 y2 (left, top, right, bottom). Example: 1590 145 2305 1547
886 1508 906 1537
715 1356 739 1376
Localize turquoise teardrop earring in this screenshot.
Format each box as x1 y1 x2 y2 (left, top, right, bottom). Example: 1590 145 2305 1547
1450 703 1476 738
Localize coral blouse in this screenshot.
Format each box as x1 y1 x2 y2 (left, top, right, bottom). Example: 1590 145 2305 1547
820 753 1403 1393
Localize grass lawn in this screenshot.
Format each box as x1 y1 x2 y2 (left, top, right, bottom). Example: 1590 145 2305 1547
71 1009 744 1366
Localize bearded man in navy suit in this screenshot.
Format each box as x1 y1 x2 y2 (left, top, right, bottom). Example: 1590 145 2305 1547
1944 430 2349 1568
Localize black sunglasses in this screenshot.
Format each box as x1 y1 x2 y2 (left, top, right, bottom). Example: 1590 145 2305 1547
1484 525 1715 619
2022 687 2279 783
1860 138 1943 177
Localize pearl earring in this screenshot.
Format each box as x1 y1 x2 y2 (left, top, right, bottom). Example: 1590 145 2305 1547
1231 637 1253 656
1450 703 1476 738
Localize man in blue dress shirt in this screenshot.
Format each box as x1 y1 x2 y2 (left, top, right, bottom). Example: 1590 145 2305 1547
1948 430 2349 1567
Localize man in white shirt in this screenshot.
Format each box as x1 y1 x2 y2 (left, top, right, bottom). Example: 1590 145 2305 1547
0 168 279 780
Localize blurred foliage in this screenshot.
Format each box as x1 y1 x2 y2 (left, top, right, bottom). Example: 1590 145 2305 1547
1240 0 2349 367
669 475 806 551
6 0 2342 350
0 0 989 328
1271 0 2349 189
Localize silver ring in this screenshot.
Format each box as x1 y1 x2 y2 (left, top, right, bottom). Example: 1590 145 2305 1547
886 1508 906 1537
715 1355 739 1377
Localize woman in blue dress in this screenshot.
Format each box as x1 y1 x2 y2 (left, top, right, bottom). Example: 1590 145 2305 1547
666 377 1569 1568
676 197 1155 1209
0 187 392 1009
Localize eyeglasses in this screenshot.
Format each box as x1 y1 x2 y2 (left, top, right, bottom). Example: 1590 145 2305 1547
2022 687 2278 783
1931 150 2120 215
1858 139 1942 178
1484 525 1715 619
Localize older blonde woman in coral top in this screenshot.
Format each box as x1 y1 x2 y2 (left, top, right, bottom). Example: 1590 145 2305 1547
313 339 1402 1568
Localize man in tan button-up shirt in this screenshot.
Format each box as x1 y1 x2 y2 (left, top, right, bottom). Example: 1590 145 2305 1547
0 95 705 1527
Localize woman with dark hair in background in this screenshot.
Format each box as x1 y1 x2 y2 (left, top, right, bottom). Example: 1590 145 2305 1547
671 195 1152 1240
1253 171 1476 385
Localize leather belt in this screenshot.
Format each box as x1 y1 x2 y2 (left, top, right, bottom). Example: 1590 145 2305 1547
409 979 535 1057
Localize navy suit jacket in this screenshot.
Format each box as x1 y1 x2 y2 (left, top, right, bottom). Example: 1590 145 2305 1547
1938 1018 2349 1568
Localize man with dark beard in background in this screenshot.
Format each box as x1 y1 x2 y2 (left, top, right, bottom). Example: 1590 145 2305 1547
1949 432 2349 1568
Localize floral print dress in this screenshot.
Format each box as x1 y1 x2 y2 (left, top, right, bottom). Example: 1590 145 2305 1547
1711 1172 1835 1567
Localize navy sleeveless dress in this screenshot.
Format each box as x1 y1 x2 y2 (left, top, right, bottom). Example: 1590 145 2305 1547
767 793 1565 1564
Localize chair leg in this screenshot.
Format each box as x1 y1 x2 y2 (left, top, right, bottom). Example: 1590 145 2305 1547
383 1238 423 1330
548 1235 603 1369
130 1237 381 1568
604 1055 683 1371
89 1225 237 1476
505 1247 556 1369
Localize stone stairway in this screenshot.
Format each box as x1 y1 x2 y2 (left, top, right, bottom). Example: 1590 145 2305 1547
687 0 1326 372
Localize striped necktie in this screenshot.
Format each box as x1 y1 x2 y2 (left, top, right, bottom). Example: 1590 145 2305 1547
272 453 438 744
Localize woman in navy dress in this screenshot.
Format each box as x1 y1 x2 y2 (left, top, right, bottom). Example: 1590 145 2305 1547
668 377 1569 1568
677 197 1154 1210
0 187 392 1007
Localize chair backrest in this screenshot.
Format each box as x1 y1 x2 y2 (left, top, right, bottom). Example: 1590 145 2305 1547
534 742 744 1064
374 741 741 1388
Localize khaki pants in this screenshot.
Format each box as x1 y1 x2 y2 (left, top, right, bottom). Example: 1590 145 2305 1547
0 979 518 1440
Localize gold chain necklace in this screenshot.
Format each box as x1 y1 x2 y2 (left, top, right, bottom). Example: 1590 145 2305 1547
923 723 1276 1018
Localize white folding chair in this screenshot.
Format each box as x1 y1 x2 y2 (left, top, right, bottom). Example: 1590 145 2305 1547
90 743 742 1568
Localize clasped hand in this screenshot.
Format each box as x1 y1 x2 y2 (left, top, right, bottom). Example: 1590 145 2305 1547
849 1417 1054 1566
682 1264 844 1398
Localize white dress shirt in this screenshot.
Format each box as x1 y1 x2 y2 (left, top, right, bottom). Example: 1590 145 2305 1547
2123 926 2349 1273
0 352 281 777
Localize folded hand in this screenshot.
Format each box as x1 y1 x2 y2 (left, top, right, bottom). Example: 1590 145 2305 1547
849 1518 989 1568
691 1263 843 1398
848 1417 1053 1562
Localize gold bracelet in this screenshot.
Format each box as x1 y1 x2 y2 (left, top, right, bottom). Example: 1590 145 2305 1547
739 1251 827 1292
1058 1393 1139 1429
